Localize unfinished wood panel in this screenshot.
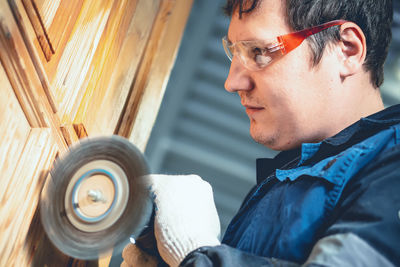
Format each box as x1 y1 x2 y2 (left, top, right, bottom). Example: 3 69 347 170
33 0 61 29
0 10 45 127
117 0 194 151
11 0 83 72
0 62 31 198
9 205 91 267
75 0 160 136
31 0 84 58
9 0 111 104
0 128 58 266
1 0 194 264
51 0 114 122
1 1 68 150
8 0 58 112
60 123 80 146
21 0 53 60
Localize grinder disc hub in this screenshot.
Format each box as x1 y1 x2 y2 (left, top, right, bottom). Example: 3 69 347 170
65 160 129 232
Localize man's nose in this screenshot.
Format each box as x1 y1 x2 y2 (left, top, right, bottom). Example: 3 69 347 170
224 56 254 93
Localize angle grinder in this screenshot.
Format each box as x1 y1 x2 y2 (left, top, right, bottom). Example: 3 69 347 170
40 135 157 260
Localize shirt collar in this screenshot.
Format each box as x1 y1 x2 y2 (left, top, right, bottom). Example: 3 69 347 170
323 104 400 146
256 147 300 184
256 104 400 184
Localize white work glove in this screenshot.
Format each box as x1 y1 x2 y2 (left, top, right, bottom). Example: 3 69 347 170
146 174 221 267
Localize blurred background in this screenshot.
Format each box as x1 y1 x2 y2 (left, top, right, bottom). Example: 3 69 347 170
145 0 400 236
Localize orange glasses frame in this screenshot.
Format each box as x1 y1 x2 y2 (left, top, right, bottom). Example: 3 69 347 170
278 20 347 54
223 20 348 70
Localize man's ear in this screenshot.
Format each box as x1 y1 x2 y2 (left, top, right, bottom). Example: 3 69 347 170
337 22 367 79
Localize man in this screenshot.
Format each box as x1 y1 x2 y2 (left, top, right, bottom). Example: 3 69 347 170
123 0 399 266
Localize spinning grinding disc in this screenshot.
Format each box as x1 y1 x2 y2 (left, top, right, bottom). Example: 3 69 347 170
40 135 153 260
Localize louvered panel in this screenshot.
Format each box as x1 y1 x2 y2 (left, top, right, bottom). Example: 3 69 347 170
213 13 230 35
191 80 243 117
378 1 400 107
191 80 245 119
180 96 248 138
159 139 255 191
174 123 257 175
393 2 400 45
177 103 269 162
163 138 255 185
179 77 274 158
203 37 230 65
198 15 230 77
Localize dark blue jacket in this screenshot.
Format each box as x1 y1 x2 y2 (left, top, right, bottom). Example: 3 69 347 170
181 105 400 266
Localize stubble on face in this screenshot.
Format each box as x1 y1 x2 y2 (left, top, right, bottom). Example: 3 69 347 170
239 90 280 148
250 121 279 147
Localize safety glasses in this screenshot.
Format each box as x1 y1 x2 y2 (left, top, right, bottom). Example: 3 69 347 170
222 20 347 71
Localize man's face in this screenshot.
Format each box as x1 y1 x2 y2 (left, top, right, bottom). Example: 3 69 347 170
225 0 341 150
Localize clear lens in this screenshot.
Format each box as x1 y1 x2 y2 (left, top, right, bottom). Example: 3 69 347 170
222 36 233 61
222 36 281 71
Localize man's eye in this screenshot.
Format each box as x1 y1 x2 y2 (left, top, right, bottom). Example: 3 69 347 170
251 47 263 55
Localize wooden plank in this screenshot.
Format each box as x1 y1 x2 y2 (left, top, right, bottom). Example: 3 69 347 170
0 61 31 200
33 0 61 29
117 0 194 151
11 202 73 266
21 0 54 60
8 0 50 71
8 0 58 112
0 128 58 266
76 0 160 136
73 123 88 139
72 0 140 132
9 0 83 84
98 250 113 267
60 123 79 146
0 1 68 151
15 196 98 266
45 0 84 53
0 14 45 127
31 0 84 54
49 0 114 121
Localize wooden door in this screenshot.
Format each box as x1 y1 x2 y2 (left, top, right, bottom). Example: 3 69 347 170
0 0 193 265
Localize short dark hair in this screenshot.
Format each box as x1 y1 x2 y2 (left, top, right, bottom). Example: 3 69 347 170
224 0 393 88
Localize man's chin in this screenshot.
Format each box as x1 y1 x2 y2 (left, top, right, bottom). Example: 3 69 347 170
250 128 279 150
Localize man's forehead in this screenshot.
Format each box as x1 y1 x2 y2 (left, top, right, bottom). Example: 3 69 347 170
227 2 290 43
229 0 268 19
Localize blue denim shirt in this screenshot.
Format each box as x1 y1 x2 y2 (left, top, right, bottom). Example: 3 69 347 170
182 105 400 266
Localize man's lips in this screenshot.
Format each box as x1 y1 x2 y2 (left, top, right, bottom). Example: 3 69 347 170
243 104 264 115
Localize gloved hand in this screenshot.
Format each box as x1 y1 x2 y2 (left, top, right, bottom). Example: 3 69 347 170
145 174 221 267
121 242 158 267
